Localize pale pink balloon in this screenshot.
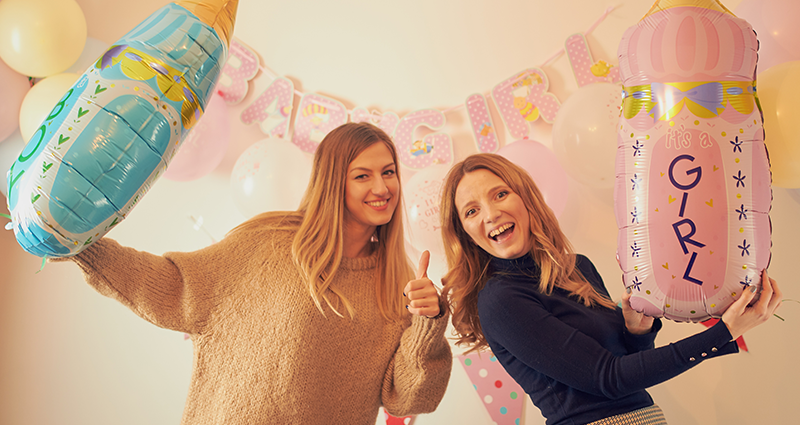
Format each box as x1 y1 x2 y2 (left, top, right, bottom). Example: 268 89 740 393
497 140 569 218
0 58 30 142
164 92 230 182
736 0 800 73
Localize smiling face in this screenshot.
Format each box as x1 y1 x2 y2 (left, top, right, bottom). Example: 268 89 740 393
454 169 532 259
343 142 400 235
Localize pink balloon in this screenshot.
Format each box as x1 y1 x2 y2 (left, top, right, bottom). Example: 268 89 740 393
164 92 230 181
615 3 771 322
497 140 569 218
0 58 30 142
735 0 800 73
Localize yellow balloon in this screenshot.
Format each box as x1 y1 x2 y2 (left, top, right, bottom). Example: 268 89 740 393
758 61 800 188
19 73 80 143
0 0 87 78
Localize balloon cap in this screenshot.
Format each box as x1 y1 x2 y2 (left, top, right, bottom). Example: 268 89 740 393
176 0 239 47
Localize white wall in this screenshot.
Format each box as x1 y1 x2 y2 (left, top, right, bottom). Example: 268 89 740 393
2 0 798 424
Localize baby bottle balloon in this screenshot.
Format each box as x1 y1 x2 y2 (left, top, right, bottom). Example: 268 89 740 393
5 0 239 257
614 0 771 322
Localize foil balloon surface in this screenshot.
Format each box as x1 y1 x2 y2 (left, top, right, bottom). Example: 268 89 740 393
614 0 771 322
6 0 239 257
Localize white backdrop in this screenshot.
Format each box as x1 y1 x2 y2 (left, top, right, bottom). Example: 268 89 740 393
1 0 799 424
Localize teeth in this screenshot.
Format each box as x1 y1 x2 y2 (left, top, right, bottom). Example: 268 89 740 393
367 200 388 207
489 223 513 238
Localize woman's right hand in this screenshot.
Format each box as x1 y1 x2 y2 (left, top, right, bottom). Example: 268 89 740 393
721 269 782 340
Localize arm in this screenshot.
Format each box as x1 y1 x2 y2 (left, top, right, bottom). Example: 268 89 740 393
480 284 738 400
578 255 660 353
380 313 453 416
51 232 254 334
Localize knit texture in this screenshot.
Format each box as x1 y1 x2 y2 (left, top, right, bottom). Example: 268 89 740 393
58 225 452 424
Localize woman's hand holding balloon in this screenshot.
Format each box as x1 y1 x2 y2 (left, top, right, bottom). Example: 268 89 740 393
622 287 655 335
404 250 441 318
722 269 782 340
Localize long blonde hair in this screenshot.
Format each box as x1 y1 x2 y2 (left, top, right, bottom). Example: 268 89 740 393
440 154 616 352
230 123 413 321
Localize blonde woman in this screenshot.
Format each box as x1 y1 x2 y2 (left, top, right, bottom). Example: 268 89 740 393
439 153 780 425
54 123 452 424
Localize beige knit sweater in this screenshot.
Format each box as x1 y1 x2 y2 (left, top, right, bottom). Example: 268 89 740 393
59 224 452 424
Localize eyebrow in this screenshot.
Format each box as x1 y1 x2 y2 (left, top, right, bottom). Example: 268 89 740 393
349 163 396 173
457 184 509 212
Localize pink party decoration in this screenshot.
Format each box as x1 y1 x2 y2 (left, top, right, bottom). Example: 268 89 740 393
735 0 800 74
350 108 400 137
219 40 259 104
565 33 620 87
465 93 500 153
0 58 30 142
164 92 230 181
498 140 569 218
614 0 771 322
292 93 347 154
492 69 560 140
459 353 524 425
393 109 453 169
381 409 415 425
403 164 450 257
240 76 294 138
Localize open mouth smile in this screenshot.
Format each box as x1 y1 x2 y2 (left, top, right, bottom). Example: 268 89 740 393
489 223 515 241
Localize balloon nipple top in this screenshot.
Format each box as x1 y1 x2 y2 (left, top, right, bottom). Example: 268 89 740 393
643 0 733 19
176 0 239 47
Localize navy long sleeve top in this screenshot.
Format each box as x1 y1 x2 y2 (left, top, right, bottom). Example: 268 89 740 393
477 254 739 425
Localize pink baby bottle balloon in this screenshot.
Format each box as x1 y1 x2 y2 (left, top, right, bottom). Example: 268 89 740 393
614 0 771 322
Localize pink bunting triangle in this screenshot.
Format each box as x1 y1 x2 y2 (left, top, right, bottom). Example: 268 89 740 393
458 352 524 424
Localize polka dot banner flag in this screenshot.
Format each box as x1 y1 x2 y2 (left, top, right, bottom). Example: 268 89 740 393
380 407 414 425
458 352 524 425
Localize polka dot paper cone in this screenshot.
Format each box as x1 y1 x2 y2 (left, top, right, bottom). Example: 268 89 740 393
459 353 523 425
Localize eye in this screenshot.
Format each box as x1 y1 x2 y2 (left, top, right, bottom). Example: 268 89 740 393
464 208 476 218
497 190 509 199
354 174 368 180
383 169 396 177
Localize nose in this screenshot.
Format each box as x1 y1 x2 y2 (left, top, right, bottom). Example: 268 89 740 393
371 177 389 195
483 203 500 223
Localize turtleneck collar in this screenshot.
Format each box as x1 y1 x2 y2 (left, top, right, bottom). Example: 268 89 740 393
490 253 540 276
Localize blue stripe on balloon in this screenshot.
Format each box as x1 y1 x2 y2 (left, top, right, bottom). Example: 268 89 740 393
50 95 169 234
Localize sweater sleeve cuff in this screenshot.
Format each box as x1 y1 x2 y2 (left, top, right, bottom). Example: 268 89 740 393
623 317 662 353
675 319 739 365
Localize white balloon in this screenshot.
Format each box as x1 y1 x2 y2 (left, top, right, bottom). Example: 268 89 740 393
552 82 622 189
402 164 450 258
230 137 312 218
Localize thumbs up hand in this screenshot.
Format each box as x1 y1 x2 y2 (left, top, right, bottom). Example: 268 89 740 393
403 250 442 318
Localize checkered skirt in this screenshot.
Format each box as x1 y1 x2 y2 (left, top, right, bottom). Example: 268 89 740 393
587 404 668 425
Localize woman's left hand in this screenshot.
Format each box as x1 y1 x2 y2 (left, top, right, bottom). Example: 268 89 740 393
404 250 441 318
622 287 655 335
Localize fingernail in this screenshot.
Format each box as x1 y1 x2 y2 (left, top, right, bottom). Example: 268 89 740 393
750 285 757 293
405 305 409 309
403 292 406 297
626 287 632 294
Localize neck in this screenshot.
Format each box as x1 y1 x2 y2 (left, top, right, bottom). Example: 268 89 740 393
343 222 376 258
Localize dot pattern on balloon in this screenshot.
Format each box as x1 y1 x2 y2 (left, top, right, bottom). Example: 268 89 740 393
458 353 524 424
